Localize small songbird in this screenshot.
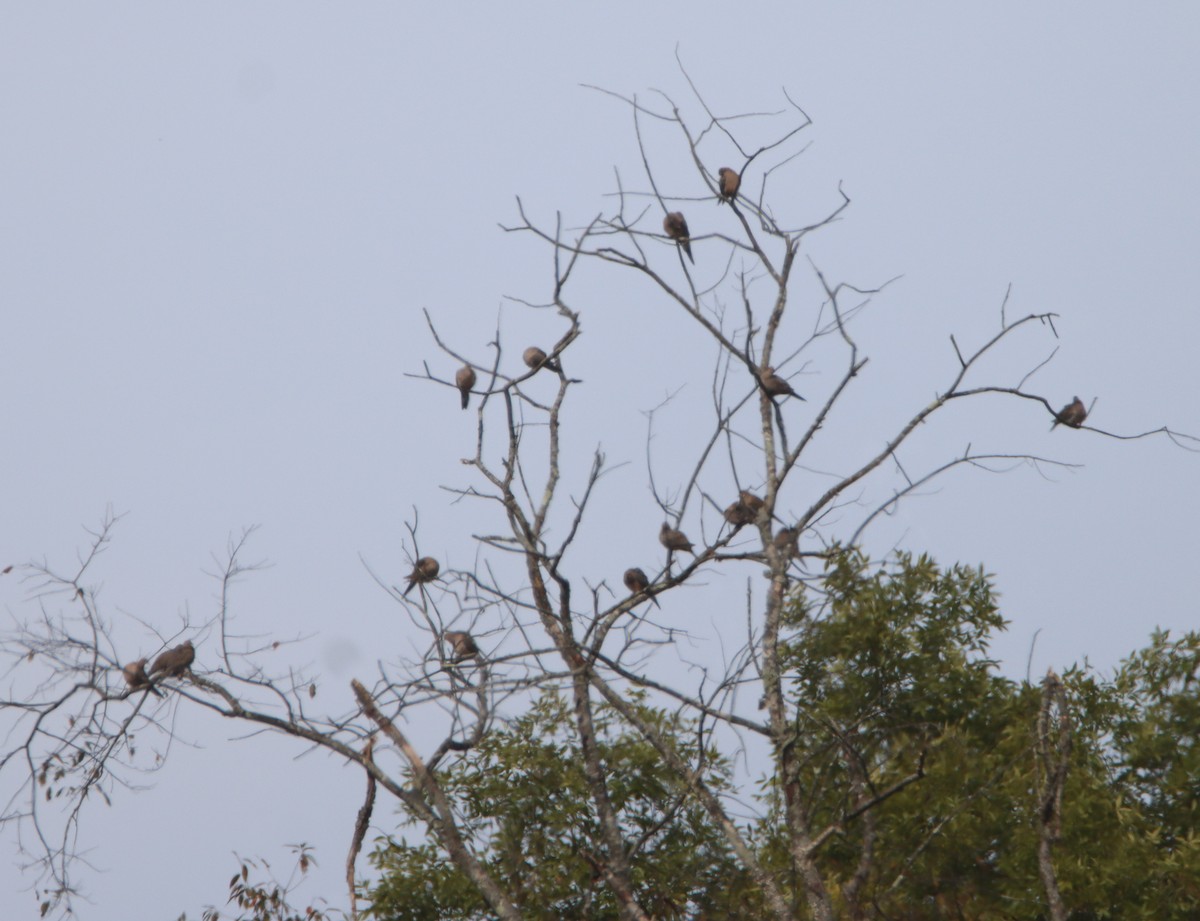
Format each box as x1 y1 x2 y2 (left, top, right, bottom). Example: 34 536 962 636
723 500 756 530
663 211 694 264
1051 396 1087 430
148 641 194 679
523 346 561 374
455 365 476 410
773 526 800 560
403 556 440 597
717 167 741 203
121 658 163 697
659 522 695 555
759 366 804 400
444 630 480 663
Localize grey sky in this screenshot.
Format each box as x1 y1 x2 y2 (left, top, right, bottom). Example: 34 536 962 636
2 4 1198 917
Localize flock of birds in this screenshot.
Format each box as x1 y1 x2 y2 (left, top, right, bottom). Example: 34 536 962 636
118 166 1090 692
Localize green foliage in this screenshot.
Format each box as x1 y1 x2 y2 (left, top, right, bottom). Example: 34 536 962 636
364 552 1200 920
366 693 757 920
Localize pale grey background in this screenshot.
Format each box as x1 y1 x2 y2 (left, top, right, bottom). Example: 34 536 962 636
2 4 1197 918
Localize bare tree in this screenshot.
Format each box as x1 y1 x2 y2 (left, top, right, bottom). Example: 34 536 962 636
2 69 1195 921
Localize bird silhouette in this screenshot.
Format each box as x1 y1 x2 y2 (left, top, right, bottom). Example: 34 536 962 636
773 526 800 560
455 365 476 410
523 346 560 374
659 522 695 555
724 500 756 530
404 557 440 597
623 566 661 608
149 641 194 679
663 212 694 264
1051 396 1087 430
760 366 804 400
444 631 480 663
121 658 163 697
717 167 740 204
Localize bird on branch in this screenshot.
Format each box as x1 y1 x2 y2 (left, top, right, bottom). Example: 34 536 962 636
121 658 163 697
403 557 440 597
774 526 800 560
663 211 694 264
444 631 480 663
659 522 695 555
723 500 756 531
1051 396 1087 430
759 366 805 400
455 365 476 410
148 641 194 680
717 167 741 204
523 346 560 374
623 566 661 609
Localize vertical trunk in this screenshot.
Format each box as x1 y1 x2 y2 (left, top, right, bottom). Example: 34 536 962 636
1035 670 1071 921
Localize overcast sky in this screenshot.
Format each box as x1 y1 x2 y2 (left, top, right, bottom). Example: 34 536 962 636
2 4 1198 918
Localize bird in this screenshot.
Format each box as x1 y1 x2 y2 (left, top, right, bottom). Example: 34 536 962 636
662 211 694 264
403 557 440 597
444 631 480 663
523 346 560 374
121 658 163 697
759 366 804 400
717 167 741 203
623 566 661 608
148 641 194 679
455 365 476 410
739 490 765 515
659 522 695 555
1051 396 1087 430
773 526 800 560
723 500 756 530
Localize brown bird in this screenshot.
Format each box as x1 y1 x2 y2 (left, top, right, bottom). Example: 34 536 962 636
444 630 480 663
148 641 194 679
739 490 765 515
455 365 476 410
663 211 694 264
1051 396 1087 430
403 556 440 597
659 522 695 555
759 366 804 400
723 500 756 530
121 658 163 697
623 566 661 608
523 346 560 374
773 526 800 559
717 167 741 203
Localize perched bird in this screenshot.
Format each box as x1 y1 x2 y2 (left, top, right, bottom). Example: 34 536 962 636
455 365 476 410
623 566 661 608
149 641 195 679
444 630 480 663
523 346 560 374
723 500 756 530
403 557 440 597
739 490 765 516
659 522 695 555
717 167 741 203
121 658 163 697
759 366 804 400
773 526 800 560
663 211 694 264
1051 396 1087 430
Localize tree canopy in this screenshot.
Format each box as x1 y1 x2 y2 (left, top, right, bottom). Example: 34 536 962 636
2 73 1196 921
